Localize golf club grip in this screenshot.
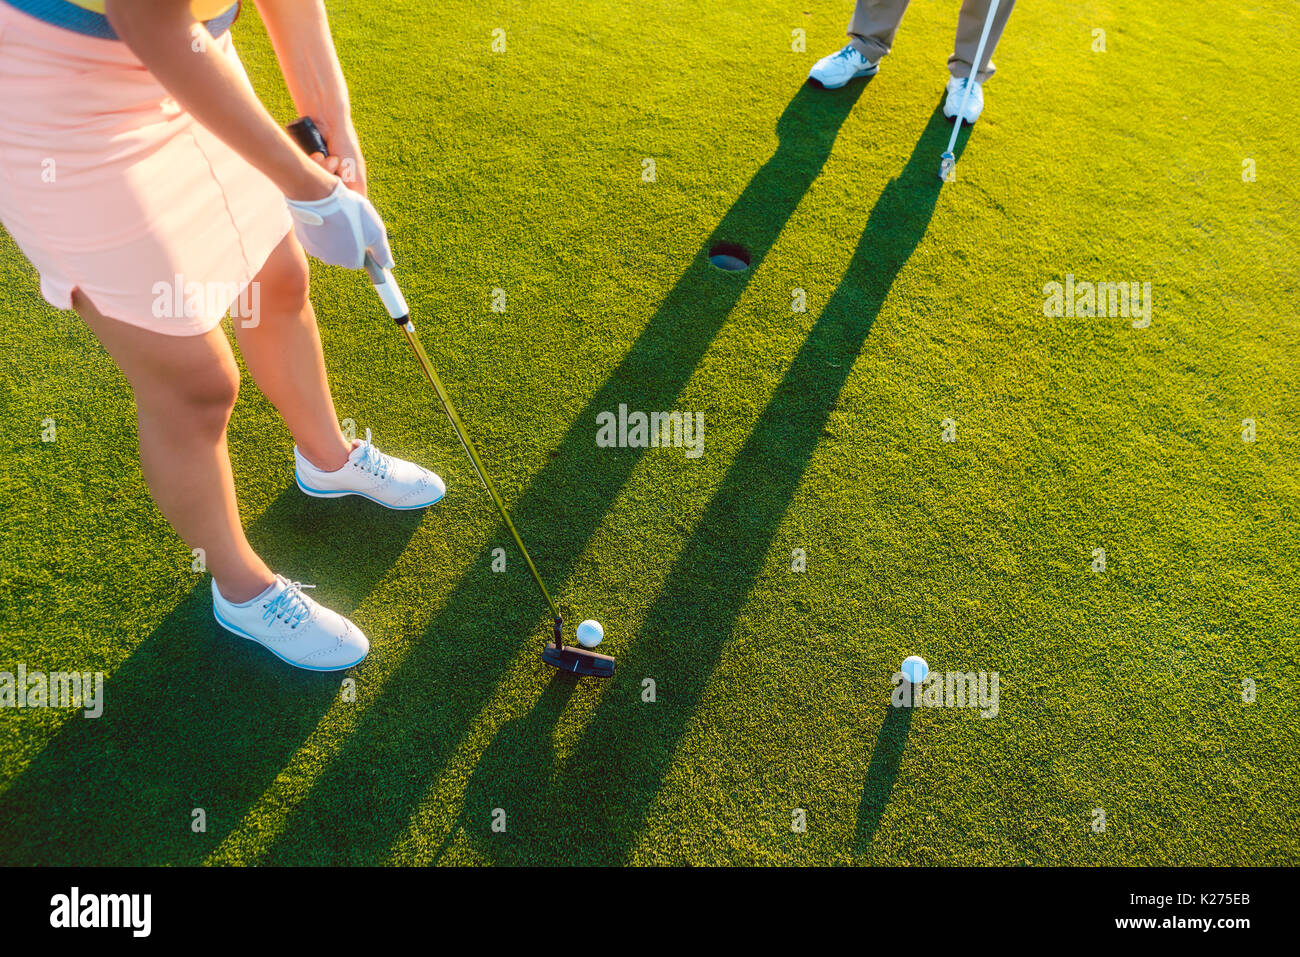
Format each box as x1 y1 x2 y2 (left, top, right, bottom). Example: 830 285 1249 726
365 254 409 319
287 116 329 157
286 118 409 318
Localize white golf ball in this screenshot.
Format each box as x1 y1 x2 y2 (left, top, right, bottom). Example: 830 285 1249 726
576 619 604 648
901 655 929 683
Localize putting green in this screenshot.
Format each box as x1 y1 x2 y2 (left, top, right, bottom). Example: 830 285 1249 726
0 0 1296 865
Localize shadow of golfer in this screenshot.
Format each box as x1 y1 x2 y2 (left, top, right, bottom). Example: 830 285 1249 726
0 486 422 865
855 696 915 852
254 82 869 864
458 106 964 865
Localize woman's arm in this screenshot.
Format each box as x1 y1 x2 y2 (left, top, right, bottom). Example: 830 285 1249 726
104 0 336 202
255 0 369 194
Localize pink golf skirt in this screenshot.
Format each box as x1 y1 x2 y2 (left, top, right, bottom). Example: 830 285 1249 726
0 3 292 335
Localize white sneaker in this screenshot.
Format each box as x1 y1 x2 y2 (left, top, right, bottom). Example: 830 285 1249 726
211 576 369 672
944 75 985 124
808 44 879 89
295 428 445 510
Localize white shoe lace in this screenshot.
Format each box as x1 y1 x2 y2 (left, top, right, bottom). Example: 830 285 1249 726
353 428 391 480
263 580 316 630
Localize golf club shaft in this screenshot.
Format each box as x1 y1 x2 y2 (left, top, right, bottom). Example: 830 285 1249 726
944 0 1000 156
385 287 562 623
285 118 562 624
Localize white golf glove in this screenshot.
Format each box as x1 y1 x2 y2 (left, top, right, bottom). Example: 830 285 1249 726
285 180 395 269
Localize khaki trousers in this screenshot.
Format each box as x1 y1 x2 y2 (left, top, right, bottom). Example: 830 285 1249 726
847 0 1016 82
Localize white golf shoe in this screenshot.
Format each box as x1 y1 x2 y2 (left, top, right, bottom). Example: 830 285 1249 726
294 428 445 510
944 75 985 125
211 576 369 672
808 44 879 89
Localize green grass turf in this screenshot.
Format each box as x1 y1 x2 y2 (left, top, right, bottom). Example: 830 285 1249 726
1 0 1297 865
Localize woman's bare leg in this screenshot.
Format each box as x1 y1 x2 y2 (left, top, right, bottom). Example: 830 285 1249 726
74 290 275 603
232 233 352 472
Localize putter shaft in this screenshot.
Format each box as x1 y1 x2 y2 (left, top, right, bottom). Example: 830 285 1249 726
396 315 562 622
287 117 566 640
287 115 561 629
941 0 1000 163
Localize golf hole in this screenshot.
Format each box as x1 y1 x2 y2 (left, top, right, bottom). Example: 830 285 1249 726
708 242 750 272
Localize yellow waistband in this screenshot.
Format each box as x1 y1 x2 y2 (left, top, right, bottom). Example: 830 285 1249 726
66 1 236 20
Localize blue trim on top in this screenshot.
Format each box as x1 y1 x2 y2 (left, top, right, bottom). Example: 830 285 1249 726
0 0 239 41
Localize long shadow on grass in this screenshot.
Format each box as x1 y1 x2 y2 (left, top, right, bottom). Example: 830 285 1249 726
254 82 868 864
855 698 915 852
0 487 421 865
460 109 962 864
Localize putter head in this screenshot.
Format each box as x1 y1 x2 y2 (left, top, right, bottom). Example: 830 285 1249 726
542 642 616 678
938 151 956 182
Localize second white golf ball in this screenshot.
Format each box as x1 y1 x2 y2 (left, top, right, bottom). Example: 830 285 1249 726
901 655 929 683
576 619 604 648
